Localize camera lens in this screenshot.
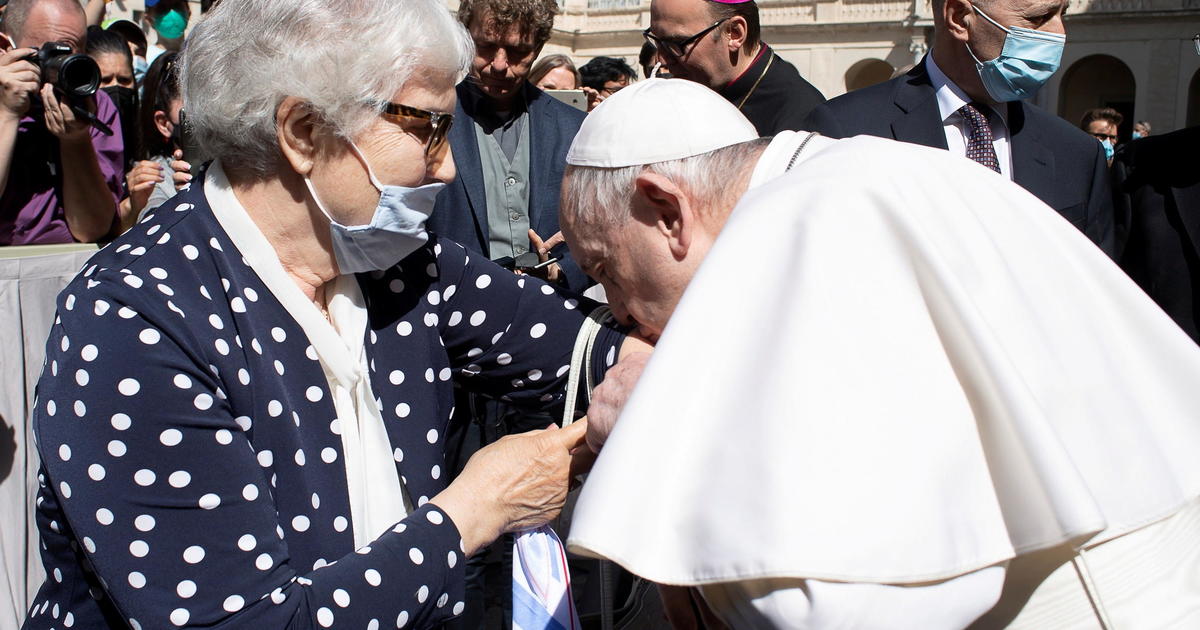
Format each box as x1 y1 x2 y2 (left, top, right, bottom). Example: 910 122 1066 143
41 50 100 100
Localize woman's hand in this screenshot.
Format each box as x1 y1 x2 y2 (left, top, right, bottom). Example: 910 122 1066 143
170 149 192 190
126 160 164 215
431 420 587 556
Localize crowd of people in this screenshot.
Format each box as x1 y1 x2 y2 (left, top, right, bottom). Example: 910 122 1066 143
6 0 1200 628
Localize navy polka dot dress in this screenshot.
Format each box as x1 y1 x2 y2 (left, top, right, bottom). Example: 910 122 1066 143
24 174 623 629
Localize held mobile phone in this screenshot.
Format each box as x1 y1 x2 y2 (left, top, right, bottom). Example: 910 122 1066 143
178 109 204 165
544 89 587 112
494 252 560 272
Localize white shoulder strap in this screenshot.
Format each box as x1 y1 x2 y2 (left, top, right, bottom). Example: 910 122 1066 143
561 306 614 427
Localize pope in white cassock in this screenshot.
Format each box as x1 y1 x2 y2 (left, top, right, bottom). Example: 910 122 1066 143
558 78 1200 629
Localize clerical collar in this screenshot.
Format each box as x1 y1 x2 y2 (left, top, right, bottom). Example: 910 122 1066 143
719 43 770 108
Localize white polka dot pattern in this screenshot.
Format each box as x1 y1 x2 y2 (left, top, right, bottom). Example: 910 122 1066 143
26 184 623 629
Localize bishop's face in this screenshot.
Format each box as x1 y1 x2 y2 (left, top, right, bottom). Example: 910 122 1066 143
648 0 731 89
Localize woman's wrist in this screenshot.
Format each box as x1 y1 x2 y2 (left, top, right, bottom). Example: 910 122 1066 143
429 480 504 557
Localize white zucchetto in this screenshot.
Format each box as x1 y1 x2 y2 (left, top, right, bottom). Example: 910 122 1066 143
565 78 759 168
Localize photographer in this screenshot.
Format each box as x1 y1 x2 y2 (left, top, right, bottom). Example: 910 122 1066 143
0 0 123 245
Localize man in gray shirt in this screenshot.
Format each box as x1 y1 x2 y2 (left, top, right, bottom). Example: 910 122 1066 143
429 0 589 291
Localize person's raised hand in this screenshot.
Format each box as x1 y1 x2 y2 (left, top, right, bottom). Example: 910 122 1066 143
41 84 93 143
527 228 564 284
582 86 604 112
126 161 165 215
0 48 39 120
587 351 650 453
170 149 192 190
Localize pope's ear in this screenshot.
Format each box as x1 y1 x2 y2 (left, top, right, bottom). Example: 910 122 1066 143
633 171 693 260
276 96 320 177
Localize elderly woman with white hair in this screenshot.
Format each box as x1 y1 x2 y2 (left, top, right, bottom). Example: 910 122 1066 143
23 1 644 628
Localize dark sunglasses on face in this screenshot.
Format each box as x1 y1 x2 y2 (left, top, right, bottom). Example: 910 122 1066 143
642 17 730 60
379 101 454 156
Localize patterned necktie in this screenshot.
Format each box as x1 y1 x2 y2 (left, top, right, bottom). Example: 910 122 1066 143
958 102 1001 173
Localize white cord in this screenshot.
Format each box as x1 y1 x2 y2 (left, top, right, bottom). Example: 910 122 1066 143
561 306 613 427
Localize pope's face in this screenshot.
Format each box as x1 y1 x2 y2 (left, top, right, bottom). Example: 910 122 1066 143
565 217 684 343
563 175 719 343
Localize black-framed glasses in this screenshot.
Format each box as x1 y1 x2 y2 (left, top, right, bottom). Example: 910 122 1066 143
379 101 454 156
642 17 730 60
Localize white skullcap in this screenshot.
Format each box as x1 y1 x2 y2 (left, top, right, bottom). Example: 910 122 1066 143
565 78 759 168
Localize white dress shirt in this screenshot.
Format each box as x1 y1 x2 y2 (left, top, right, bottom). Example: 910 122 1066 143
926 55 1013 180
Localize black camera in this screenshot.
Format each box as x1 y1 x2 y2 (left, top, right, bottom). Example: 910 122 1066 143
25 42 100 103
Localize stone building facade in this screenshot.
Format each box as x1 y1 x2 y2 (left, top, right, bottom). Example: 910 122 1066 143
527 0 1200 136
102 0 1200 135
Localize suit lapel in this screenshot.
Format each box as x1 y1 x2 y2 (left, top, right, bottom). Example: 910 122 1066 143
1007 102 1057 206
525 84 552 235
451 85 490 240
890 60 949 150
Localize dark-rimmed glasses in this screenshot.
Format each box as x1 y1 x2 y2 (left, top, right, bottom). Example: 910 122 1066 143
642 17 730 60
379 102 454 156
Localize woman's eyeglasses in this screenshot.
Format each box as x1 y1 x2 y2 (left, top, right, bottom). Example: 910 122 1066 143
379 102 454 156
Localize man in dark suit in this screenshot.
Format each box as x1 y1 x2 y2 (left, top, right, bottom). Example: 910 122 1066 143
429 0 589 292
804 0 1115 257
1113 127 1200 343
646 0 824 136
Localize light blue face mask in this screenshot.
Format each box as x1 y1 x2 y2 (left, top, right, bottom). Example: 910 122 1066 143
1132 131 1143 140
305 143 446 275
155 10 188 40
133 56 149 85
1100 138 1114 161
965 4 1065 102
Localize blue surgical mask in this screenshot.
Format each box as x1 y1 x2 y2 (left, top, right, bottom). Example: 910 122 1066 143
304 143 445 275
133 56 149 86
965 4 1065 102
1132 131 1143 140
1100 138 1114 161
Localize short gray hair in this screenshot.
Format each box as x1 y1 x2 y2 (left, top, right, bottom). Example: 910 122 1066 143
561 138 771 228
180 0 473 178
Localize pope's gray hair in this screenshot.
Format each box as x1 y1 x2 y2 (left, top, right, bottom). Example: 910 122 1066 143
180 0 473 178
561 138 771 228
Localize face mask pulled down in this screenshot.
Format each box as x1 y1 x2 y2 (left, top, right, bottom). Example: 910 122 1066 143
305 143 445 275
965 4 1065 102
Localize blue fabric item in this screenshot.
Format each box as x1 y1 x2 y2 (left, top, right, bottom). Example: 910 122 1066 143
965 4 1065 102
133 56 149 86
305 142 445 274
1101 138 1115 161
429 81 591 292
512 526 578 630
23 172 623 629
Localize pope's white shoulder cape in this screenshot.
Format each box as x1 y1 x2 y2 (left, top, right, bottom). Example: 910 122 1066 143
567 133 1200 586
